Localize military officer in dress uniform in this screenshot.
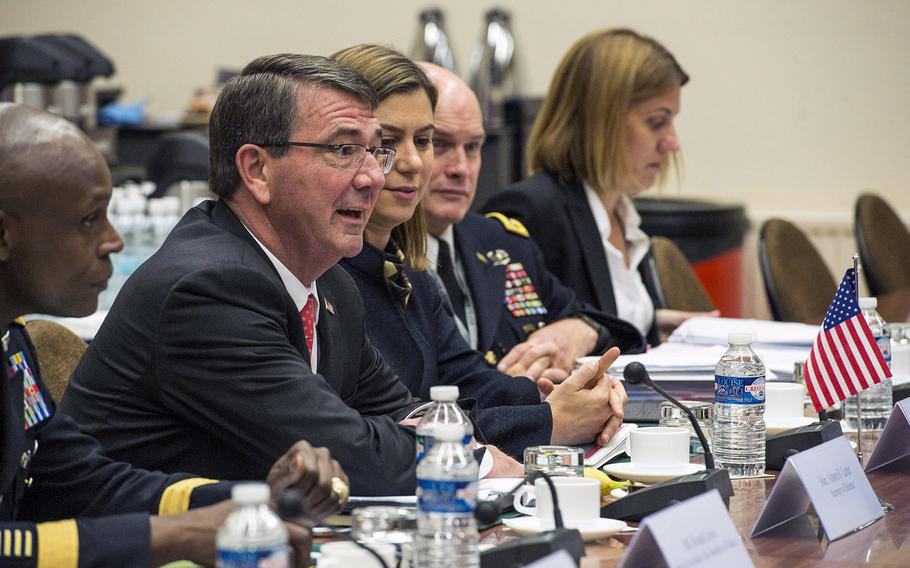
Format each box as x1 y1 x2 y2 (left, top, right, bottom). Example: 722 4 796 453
0 102 346 567
417 64 645 381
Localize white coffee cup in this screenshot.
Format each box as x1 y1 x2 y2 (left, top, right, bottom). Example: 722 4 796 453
512 476 600 530
765 382 806 419
319 541 396 568
891 341 910 380
627 426 690 467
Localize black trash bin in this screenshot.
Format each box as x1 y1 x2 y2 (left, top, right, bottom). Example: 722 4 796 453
634 197 749 316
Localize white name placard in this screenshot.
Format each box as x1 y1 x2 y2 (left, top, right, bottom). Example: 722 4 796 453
751 436 883 541
865 399 910 472
618 489 754 568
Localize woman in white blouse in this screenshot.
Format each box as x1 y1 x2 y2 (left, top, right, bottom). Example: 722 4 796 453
482 28 717 345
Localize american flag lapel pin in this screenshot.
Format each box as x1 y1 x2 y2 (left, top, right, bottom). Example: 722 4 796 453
325 299 335 315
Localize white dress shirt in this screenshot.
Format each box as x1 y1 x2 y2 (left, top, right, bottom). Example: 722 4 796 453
583 183 655 337
244 228 320 371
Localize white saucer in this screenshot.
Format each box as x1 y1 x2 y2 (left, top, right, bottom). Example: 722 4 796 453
603 462 705 484
503 517 627 541
766 416 817 436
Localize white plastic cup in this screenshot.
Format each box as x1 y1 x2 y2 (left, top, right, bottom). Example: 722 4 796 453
627 427 690 467
765 382 806 419
512 477 600 530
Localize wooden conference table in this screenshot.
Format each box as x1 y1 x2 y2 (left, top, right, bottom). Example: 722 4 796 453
481 433 910 567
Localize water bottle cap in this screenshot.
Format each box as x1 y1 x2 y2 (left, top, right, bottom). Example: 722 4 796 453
859 297 878 309
433 423 465 441
231 482 271 505
429 385 459 401
728 332 752 345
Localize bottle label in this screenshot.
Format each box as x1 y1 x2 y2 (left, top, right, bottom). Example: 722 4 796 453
417 478 477 513
715 375 765 404
416 434 474 463
217 546 289 568
416 434 430 463
874 335 892 367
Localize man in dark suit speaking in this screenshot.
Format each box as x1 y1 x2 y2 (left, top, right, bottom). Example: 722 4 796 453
63 54 524 496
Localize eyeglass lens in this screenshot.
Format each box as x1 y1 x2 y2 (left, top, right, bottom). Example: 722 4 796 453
337 145 395 174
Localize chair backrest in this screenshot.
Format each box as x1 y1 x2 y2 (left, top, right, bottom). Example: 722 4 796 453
649 236 716 312
759 218 837 324
855 193 910 297
25 319 87 402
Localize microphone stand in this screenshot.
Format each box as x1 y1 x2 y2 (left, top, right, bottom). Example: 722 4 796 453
623 362 716 469
476 470 586 567
599 363 733 521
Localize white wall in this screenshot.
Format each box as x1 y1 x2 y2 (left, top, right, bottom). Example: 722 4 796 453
3 0 908 216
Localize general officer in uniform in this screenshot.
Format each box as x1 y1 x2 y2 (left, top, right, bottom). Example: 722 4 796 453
0 102 346 567
417 64 645 381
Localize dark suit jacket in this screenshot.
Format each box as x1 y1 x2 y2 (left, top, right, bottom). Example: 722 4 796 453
3 321 230 568
453 212 645 358
341 243 552 458
62 200 422 496
481 173 661 345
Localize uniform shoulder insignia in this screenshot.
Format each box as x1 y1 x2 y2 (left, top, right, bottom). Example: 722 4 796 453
484 212 529 238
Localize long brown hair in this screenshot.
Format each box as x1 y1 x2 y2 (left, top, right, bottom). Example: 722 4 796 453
333 44 437 271
527 28 688 197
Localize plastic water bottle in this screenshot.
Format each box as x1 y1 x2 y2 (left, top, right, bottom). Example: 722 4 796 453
217 483 289 568
416 423 479 568
415 385 473 463
844 297 893 430
712 333 766 478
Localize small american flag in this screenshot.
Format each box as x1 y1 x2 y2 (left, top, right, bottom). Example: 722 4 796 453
805 268 892 412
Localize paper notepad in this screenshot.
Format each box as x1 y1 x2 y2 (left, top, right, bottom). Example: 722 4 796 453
582 423 637 468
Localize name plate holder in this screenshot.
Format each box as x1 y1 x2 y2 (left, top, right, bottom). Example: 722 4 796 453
865 399 910 473
751 436 883 541
618 489 754 568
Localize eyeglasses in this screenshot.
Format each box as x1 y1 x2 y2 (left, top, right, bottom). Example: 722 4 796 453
261 141 396 174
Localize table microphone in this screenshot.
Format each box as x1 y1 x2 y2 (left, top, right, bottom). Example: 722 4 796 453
475 471 570 527
599 362 733 521
476 471 586 567
623 361 716 469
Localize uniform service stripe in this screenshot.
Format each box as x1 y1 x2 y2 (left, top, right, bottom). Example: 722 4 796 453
159 478 219 516
37 520 78 568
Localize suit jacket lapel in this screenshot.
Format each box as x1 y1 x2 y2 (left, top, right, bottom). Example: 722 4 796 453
562 181 617 314
453 223 505 350
210 199 310 362
313 288 335 386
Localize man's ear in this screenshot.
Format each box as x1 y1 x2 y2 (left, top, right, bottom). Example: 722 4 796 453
0 210 11 263
235 144 274 206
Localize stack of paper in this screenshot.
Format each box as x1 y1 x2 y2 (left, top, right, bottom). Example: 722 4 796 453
668 316 818 348
582 343 731 379
577 317 820 407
